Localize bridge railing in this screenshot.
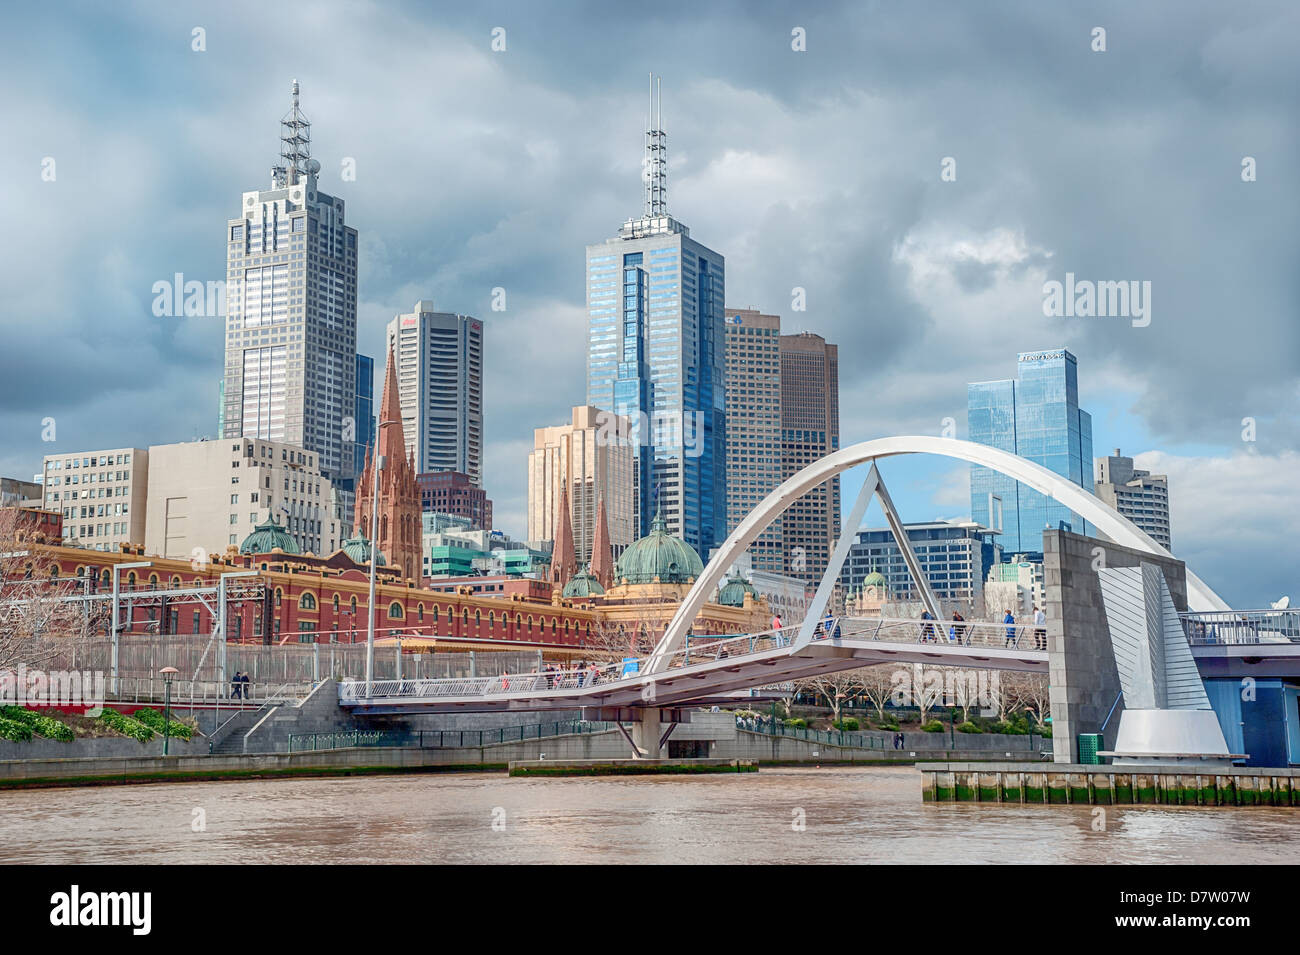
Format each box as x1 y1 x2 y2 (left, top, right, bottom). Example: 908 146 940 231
1180 609 1300 645
287 720 619 752
834 616 1047 650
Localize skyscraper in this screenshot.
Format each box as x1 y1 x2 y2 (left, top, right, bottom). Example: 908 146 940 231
723 308 783 572
780 332 840 583
969 348 1094 556
1095 448 1171 549
221 82 357 486
585 77 726 559
386 301 484 485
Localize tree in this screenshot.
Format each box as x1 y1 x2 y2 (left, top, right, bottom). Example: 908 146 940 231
0 508 97 672
797 668 868 725
859 664 898 720
1006 671 1051 727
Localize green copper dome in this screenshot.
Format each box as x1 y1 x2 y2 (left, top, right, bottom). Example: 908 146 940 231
239 516 300 555
717 572 757 607
562 565 605 598
341 536 385 567
614 512 704 585
862 571 887 590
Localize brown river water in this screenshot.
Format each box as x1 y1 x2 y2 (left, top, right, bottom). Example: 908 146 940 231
1 766 1296 864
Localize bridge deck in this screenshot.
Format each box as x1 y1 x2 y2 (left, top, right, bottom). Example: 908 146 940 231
340 617 1047 714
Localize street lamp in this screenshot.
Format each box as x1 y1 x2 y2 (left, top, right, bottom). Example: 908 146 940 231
366 418 401 699
159 666 178 756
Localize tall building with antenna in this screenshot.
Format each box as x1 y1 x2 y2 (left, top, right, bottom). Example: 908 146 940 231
221 80 358 499
584 75 726 561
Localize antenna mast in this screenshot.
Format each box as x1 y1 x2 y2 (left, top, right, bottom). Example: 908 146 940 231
644 73 667 217
276 79 312 187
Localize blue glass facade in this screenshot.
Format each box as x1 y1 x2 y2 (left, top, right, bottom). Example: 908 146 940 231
969 349 1093 555
586 221 726 561
353 353 375 479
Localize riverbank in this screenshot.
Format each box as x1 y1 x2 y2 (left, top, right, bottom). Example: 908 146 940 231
0 743 1049 790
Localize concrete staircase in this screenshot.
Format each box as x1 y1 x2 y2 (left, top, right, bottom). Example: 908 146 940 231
208 708 269 755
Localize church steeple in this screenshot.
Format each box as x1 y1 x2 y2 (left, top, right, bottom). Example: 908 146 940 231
353 348 421 582
590 495 614 589
551 482 576 586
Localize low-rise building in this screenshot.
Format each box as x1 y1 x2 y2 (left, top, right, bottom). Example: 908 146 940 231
144 438 341 560
840 520 1002 615
40 448 148 552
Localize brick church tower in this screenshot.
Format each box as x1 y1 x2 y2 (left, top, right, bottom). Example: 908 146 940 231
354 348 421 581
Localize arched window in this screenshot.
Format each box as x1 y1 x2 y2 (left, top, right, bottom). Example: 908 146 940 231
148 573 159 588
462 608 468 626
380 515 388 542
474 609 481 626
128 572 137 587
417 604 424 623
299 592 316 610
101 569 110 587
527 615 533 633
274 588 282 607
489 611 495 629
350 596 358 616
388 601 403 619
515 613 522 630
50 565 59 580
551 618 557 635
446 606 453 624
170 575 181 589
332 594 340 614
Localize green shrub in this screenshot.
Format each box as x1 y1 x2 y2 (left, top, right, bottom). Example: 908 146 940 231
1 706 76 742
0 717 33 742
831 717 859 731
783 718 807 728
920 720 945 733
99 709 154 742
956 721 982 734
991 720 1027 735
132 707 193 741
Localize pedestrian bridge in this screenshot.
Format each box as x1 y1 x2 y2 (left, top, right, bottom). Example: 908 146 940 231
338 616 1047 714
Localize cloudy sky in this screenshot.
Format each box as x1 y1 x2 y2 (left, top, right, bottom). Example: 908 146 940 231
1 0 1296 607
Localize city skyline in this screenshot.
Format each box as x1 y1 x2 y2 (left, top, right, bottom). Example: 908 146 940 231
3 3 1297 608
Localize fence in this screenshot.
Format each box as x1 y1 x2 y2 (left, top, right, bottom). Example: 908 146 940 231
287 720 618 752
42 634 545 688
1181 609 1300 645
735 716 887 750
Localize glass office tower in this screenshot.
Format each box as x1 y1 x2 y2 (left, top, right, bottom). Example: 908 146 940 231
968 349 1094 556
584 83 725 559
222 82 356 486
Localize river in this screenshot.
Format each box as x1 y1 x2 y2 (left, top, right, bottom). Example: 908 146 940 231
2 767 1296 864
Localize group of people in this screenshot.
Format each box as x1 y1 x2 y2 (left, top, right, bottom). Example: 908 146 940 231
229 671 251 699
918 610 969 644
1001 607 1048 649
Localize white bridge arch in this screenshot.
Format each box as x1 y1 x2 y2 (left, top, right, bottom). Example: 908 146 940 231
645 435 1228 674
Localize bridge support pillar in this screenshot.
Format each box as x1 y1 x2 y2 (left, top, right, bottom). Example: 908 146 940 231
629 708 664 759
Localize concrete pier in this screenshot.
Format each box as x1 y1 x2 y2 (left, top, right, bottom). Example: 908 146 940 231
919 761 1300 806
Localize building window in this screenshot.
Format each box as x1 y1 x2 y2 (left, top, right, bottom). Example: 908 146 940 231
299 592 316 610
388 602 403 620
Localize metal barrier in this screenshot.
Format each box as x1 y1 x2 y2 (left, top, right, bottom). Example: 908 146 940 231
1181 609 1300 645
287 720 618 752
734 716 887 750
